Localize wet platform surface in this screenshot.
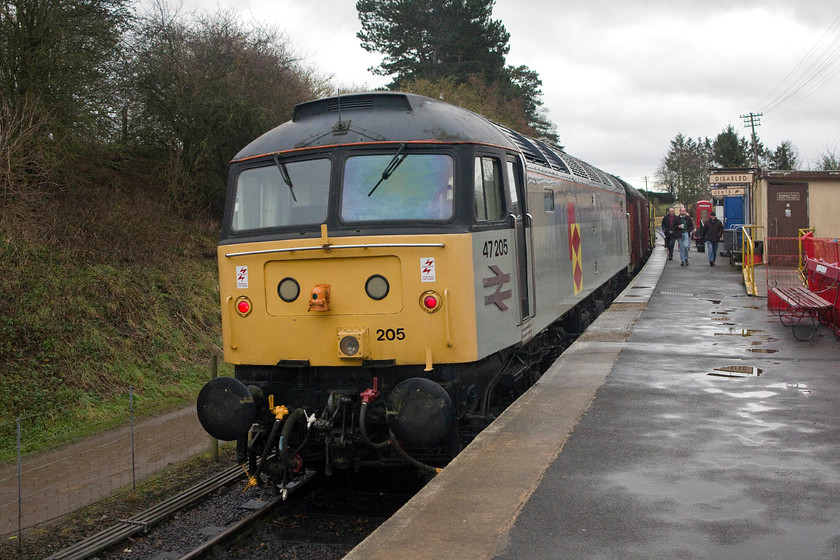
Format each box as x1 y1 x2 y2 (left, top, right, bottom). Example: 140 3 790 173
346 244 840 560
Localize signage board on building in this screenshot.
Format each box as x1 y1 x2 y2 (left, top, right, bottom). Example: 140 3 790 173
711 187 745 196
709 172 753 185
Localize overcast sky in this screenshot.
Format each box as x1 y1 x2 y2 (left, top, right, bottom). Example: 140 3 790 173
164 0 840 190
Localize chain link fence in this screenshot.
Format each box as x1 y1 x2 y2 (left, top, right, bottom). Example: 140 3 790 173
0 386 214 542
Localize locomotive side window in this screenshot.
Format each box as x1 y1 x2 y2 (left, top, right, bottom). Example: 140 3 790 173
544 189 555 211
232 158 330 231
340 153 453 222
474 157 505 221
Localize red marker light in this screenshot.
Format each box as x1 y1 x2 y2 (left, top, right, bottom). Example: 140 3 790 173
420 291 441 313
234 296 252 316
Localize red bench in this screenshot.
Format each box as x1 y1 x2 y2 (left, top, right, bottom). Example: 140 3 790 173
768 257 840 341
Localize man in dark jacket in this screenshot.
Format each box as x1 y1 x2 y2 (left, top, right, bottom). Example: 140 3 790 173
660 207 679 260
699 212 725 266
676 207 695 266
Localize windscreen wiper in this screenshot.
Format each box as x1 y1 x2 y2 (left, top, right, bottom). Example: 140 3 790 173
368 143 407 197
273 154 297 202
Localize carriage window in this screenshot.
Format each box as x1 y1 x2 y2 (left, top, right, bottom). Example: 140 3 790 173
474 157 505 221
341 153 453 222
232 158 330 231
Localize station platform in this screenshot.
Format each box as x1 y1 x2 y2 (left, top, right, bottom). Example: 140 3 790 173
346 243 840 559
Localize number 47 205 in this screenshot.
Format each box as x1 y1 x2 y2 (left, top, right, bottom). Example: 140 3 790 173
482 239 508 258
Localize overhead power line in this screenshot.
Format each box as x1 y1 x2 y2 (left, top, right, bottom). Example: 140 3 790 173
756 12 840 117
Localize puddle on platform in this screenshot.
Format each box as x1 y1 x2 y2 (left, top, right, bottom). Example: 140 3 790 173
707 365 764 378
714 328 766 337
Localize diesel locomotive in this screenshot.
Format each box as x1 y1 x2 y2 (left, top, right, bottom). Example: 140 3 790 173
196 92 652 488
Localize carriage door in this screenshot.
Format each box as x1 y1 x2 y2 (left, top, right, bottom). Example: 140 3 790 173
767 183 808 237
507 158 533 322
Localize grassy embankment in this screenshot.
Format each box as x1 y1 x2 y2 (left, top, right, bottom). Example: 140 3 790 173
0 154 230 461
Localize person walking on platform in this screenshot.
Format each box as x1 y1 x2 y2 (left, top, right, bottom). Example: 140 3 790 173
698 211 725 266
661 207 679 260
676 207 694 266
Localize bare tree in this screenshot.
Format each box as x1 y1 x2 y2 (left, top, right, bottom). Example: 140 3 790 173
127 6 330 214
814 146 839 170
655 133 710 203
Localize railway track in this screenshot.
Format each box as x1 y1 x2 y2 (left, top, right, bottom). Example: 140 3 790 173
47 465 417 560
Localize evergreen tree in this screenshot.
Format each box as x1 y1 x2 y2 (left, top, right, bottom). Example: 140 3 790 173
711 125 750 168
356 0 509 85
768 140 799 170
356 0 555 141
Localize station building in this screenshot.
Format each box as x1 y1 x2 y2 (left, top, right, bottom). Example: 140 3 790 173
709 168 840 242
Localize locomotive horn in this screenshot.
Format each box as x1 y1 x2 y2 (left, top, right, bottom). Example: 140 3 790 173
196 377 256 441
387 378 454 448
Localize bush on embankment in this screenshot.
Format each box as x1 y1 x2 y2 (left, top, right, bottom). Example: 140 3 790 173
0 151 226 460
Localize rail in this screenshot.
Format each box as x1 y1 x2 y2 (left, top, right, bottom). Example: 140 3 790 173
739 225 763 296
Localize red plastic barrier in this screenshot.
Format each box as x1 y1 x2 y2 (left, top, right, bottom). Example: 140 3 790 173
803 237 840 331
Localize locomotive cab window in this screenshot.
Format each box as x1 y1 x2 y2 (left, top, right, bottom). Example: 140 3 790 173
232 158 330 231
474 157 505 221
340 152 453 222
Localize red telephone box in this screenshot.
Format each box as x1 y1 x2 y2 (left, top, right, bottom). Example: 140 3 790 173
692 200 712 251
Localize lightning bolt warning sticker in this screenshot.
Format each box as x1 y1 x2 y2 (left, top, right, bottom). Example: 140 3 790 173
420 257 436 282
236 266 248 289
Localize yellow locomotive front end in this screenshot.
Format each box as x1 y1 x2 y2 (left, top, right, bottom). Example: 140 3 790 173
218 230 479 369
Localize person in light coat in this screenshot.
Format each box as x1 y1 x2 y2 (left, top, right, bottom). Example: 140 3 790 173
675 207 694 266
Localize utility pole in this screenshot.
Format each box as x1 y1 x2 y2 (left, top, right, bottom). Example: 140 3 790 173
741 112 762 168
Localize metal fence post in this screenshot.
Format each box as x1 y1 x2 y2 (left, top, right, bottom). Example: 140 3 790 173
16 416 22 555
130 385 136 491
209 355 219 462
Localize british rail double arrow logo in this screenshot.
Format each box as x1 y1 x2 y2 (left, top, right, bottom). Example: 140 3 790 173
484 265 512 311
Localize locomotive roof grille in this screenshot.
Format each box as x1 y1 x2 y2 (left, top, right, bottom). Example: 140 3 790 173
558 153 590 180
494 124 546 165
531 138 570 174
293 93 412 121
583 163 610 186
494 123 570 174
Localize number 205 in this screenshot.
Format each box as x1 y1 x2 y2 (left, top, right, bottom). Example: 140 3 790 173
376 328 405 341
